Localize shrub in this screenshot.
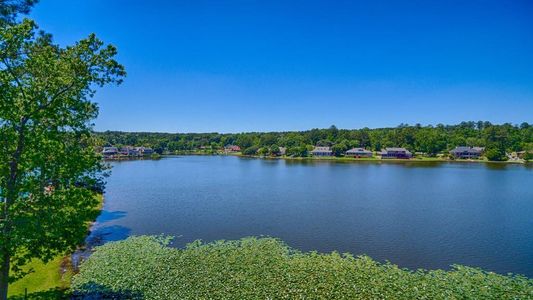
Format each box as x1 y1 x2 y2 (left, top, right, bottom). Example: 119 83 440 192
286 146 308 157
269 144 281 156
485 145 508 161
242 146 259 156
524 151 533 162
72 236 533 299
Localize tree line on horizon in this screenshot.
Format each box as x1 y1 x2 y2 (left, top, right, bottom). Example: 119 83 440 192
97 121 533 161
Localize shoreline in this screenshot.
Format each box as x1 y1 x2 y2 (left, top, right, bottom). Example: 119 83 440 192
8 194 105 297
70 194 106 271
159 153 531 165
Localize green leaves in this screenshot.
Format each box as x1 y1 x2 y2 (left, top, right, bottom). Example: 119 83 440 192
72 236 533 299
0 1 37 25
0 15 125 293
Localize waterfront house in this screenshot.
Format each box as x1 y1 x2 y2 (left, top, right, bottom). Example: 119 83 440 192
345 148 373 158
143 147 154 155
311 146 333 156
380 147 412 159
224 145 241 152
450 146 484 159
279 147 287 156
134 146 154 156
119 147 129 156
517 151 533 159
120 146 140 156
102 146 118 156
134 147 144 156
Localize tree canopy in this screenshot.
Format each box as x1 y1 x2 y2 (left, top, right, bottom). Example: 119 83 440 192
0 0 37 25
97 121 533 160
0 18 124 298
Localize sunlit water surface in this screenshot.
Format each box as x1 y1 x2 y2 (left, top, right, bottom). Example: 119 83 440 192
87 156 533 276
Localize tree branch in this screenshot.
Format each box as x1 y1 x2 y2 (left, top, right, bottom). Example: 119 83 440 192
38 81 77 111
1 58 27 102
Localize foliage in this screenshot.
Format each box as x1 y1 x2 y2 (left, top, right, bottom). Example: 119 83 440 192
7 194 102 298
484 146 507 161
72 236 533 299
0 18 124 297
257 147 268 156
0 0 37 25
241 146 258 156
524 151 533 162
96 121 533 161
235 134 254 149
286 146 308 157
331 140 348 156
269 144 281 156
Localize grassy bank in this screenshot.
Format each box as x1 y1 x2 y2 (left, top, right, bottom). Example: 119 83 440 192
7 257 72 298
162 151 530 164
72 236 533 299
234 153 530 165
7 194 104 298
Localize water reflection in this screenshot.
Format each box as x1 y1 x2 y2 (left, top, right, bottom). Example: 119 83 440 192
72 211 129 269
96 210 128 223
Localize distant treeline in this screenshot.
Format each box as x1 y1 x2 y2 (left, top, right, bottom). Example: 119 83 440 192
96 121 533 161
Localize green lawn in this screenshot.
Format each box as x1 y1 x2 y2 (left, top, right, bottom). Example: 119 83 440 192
7 194 104 299
8 256 72 298
237 154 525 164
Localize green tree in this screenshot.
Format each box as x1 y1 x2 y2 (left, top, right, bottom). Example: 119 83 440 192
523 151 533 162
257 147 269 156
269 144 281 156
242 146 258 156
0 19 124 298
484 146 507 161
277 132 305 148
0 0 37 25
331 141 348 157
260 133 277 146
286 146 307 157
483 126 508 161
316 139 332 147
235 134 254 149
93 122 533 159
415 129 446 156
327 125 338 140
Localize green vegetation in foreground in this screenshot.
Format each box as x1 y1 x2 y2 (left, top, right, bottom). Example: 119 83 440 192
7 195 104 298
0 12 123 298
72 236 533 299
7 257 71 298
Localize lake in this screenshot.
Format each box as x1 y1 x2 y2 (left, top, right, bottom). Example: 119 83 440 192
88 156 533 277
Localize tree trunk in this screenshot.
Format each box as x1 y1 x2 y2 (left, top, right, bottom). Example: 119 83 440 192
0 121 26 300
0 253 9 300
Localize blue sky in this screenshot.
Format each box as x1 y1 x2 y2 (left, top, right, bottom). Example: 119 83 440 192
31 0 533 133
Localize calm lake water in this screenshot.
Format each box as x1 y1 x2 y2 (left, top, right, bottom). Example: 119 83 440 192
89 156 533 276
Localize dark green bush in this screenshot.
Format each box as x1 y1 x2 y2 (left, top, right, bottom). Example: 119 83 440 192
72 236 533 299
242 146 259 156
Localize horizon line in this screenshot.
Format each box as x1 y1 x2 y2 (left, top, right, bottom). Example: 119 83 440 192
94 120 531 135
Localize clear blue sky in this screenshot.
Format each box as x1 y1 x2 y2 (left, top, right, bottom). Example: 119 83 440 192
31 0 533 133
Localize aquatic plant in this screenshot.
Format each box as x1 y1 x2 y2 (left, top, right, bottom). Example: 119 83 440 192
72 236 533 299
